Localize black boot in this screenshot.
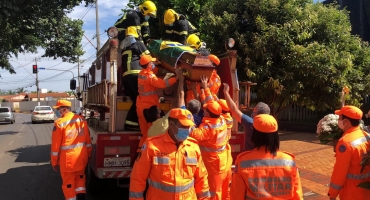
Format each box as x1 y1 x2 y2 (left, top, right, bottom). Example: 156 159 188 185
77 193 85 200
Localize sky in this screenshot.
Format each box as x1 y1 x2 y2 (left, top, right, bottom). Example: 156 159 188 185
0 0 129 93
0 0 323 93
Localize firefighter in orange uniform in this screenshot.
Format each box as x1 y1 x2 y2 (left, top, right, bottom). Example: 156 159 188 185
230 114 303 200
218 99 233 137
50 100 92 200
190 100 232 200
129 108 211 200
136 55 178 152
328 105 370 200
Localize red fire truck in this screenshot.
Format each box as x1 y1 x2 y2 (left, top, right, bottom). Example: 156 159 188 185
80 27 252 191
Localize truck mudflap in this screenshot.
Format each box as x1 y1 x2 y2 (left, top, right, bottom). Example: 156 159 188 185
97 167 132 179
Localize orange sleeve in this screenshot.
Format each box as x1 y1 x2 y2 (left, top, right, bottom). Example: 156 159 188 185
84 119 92 157
230 161 246 200
292 168 303 200
194 146 211 200
328 141 352 198
51 122 62 166
200 88 213 104
129 141 152 200
189 124 211 142
147 74 176 89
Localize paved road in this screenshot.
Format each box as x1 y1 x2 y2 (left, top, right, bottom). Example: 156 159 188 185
0 113 129 200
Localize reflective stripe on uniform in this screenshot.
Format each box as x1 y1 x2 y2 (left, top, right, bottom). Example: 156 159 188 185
165 30 174 34
139 91 157 96
350 134 370 147
240 159 296 168
61 142 86 150
165 79 170 87
197 191 211 199
148 178 194 193
86 144 92 148
329 182 342 190
123 70 141 77
185 157 198 164
60 118 85 128
129 191 144 198
126 120 139 126
138 75 147 80
143 34 149 38
66 197 76 200
51 151 59 156
75 187 85 192
154 157 170 164
346 172 370 180
141 22 149 26
174 31 188 35
209 120 224 129
226 119 233 125
200 145 226 152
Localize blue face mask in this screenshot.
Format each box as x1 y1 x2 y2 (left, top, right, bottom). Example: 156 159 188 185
55 110 61 118
175 127 191 142
145 15 150 20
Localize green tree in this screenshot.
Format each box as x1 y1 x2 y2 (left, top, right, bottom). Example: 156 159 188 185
0 0 94 74
200 0 370 116
47 90 53 93
16 87 28 94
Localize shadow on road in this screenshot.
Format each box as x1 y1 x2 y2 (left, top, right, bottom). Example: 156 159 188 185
0 131 18 136
7 144 51 163
2 145 129 200
0 164 64 200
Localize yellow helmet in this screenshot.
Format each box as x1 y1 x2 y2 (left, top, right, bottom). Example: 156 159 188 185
125 26 139 38
186 34 201 50
164 9 178 25
139 1 157 17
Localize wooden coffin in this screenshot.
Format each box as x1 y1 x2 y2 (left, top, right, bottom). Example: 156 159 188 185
147 40 215 82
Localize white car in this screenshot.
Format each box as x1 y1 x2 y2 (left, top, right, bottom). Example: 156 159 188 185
31 106 55 124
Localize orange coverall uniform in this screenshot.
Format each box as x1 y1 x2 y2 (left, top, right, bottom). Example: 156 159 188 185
186 81 201 104
136 68 177 149
190 117 232 200
51 112 92 200
208 70 221 97
129 132 211 200
328 126 370 199
230 149 303 200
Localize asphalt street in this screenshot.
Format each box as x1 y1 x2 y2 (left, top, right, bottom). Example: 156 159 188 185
0 113 129 200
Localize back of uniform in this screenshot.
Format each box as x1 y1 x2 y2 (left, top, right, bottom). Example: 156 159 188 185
231 149 303 200
164 17 199 44
114 10 150 43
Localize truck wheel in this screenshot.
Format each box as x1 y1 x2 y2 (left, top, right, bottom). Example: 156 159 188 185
86 165 101 194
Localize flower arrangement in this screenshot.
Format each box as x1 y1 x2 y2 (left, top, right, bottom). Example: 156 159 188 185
316 114 343 144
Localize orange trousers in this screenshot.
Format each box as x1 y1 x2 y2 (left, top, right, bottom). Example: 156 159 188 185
137 106 149 151
60 169 86 199
208 170 232 200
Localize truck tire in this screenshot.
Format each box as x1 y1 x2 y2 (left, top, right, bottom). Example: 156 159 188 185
86 164 102 194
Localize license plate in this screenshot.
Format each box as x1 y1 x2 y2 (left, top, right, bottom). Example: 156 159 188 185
104 157 130 167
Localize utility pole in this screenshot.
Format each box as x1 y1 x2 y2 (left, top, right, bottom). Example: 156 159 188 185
95 0 101 53
35 57 40 105
77 57 81 93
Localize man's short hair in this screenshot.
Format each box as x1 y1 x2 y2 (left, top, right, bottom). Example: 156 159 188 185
255 102 270 115
187 99 201 115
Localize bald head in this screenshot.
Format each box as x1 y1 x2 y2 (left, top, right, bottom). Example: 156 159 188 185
251 102 270 118
187 99 201 115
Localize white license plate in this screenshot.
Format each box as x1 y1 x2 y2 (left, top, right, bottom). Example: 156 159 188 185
104 157 130 167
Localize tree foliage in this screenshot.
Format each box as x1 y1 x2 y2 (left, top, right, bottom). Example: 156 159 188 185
200 0 370 116
0 0 94 74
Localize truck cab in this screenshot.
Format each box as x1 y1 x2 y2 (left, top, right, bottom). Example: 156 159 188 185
80 34 247 190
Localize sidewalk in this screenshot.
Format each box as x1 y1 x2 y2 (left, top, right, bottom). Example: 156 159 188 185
279 131 334 199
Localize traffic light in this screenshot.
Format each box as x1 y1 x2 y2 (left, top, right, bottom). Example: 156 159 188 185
32 65 37 74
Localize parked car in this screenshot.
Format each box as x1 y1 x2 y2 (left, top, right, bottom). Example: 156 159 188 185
31 106 54 124
0 107 15 124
